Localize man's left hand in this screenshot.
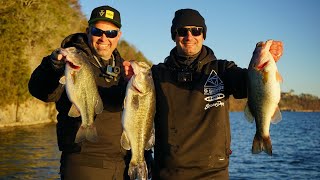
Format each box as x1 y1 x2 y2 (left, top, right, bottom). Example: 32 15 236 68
256 40 284 62
269 40 283 62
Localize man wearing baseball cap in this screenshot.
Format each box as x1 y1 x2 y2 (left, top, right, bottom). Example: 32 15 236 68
29 5 153 180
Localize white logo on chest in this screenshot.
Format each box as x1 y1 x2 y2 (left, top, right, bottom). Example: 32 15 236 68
204 70 225 110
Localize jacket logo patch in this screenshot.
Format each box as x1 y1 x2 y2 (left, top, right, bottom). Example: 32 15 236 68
204 70 225 110
99 10 105 17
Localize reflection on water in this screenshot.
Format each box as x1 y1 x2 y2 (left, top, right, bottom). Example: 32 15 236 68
0 112 319 179
229 112 320 179
0 123 60 180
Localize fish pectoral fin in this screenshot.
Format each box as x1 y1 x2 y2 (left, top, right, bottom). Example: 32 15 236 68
120 132 131 150
59 76 66 84
68 104 81 117
276 71 283 83
244 103 255 123
145 128 155 150
271 106 282 124
95 97 104 114
262 71 269 84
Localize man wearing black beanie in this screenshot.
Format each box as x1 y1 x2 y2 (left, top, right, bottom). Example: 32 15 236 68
171 8 207 40
124 8 284 180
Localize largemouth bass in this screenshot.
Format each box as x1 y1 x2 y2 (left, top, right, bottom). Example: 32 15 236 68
244 40 283 156
59 47 103 143
121 61 155 180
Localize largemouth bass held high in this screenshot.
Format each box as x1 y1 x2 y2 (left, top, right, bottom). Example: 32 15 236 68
244 40 283 156
121 61 155 180
59 47 103 143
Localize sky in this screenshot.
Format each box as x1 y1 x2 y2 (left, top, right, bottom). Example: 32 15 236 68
79 0 320 97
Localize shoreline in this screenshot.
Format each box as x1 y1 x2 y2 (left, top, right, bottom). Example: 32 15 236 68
1 110 319 128
0 120 56 128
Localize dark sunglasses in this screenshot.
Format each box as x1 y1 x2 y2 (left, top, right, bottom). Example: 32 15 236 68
176 27 203 37
90 27 119 38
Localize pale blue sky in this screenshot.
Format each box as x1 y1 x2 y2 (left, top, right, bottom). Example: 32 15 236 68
79 0 320 97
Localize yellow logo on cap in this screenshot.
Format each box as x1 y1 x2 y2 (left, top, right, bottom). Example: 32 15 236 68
105 10 114 19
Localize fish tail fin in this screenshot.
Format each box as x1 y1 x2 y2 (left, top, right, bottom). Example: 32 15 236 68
75 126 86 143
252 134 272 156
86 125 99 143
74 125 98 143
128 161 148 180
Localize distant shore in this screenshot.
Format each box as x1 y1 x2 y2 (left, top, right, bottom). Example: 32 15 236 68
1 92 319 128
0 119 55 128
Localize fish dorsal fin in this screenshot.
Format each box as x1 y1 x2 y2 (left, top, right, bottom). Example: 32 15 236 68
59 76 66 84
120 131 131 150
271 106 282 124
68 104 81 117
95 96 104 114
244 103 255 123
145 128 155 150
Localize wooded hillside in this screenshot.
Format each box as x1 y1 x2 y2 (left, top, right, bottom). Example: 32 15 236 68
0 0 149 109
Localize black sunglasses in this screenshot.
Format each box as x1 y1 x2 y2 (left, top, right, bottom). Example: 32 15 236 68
176 27 203 37
90 27 119 38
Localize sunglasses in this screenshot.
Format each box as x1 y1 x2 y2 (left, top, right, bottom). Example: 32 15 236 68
90 27 119 38
176 27 203 37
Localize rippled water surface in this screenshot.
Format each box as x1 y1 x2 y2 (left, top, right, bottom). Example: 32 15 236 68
0 112 319 179
0 123 60 180
229 112 320 179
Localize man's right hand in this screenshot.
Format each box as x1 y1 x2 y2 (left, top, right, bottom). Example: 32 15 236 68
51 48 67 61
50 48 67 69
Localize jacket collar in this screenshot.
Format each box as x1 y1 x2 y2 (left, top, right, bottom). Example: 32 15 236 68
165 45 217 71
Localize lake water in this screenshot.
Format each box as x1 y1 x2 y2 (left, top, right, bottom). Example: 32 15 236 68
0 112 319 179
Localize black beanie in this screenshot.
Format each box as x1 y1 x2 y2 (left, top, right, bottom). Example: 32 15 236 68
171 9 207 40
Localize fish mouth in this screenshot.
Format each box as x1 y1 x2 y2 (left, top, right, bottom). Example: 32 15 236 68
66 60 81 70
256 61 269 70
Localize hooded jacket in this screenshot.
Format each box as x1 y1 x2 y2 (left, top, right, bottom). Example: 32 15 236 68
28 33 128 159
152 45 247 179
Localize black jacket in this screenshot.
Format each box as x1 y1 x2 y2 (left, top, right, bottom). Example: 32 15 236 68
28 33 128 158
152 46 247 179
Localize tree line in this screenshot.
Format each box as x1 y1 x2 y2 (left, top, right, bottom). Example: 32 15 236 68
0 0 319 114
229 92 320 112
